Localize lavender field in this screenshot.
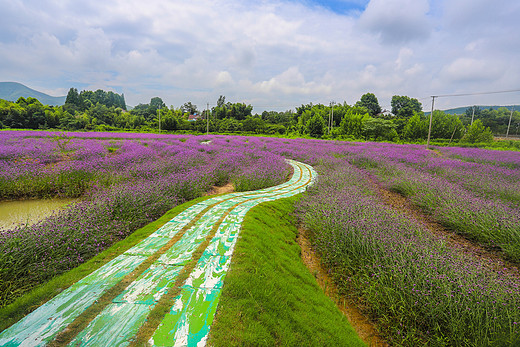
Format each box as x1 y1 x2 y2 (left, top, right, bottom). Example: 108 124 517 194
1 130 520 345
0 131 291 305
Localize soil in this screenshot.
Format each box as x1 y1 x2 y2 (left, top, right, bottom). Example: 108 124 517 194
297 228 388 347
205 183 235 196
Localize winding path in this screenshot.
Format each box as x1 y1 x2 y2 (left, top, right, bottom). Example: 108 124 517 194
0 160 316 346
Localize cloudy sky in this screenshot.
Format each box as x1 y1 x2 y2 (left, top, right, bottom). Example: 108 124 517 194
1 0 519 112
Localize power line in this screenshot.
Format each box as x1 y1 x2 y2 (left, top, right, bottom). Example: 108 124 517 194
431 88 520 98
426 88 520 148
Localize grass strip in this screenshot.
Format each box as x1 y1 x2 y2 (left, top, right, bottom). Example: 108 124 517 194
208 195 365 346
0 195 212 333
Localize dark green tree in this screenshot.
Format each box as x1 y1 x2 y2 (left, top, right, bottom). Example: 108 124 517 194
362 118 397 141
65 88 82 109
242 116 265 133
355 93 382 117
217 95 226 108
228 103 253 120
339 108 369 138
465 106 482 118
391 95 423 119
218 117 241 132
181 102 198 115
306 113 326 138
161 112 179 131
150 97 166 111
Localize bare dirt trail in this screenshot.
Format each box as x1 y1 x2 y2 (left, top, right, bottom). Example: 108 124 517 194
297 228 388 347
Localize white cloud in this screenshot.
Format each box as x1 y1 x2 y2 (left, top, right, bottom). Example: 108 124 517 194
359 0 431 44
0 0 519 112
251 66 331 95
395 48 413 69
441 58 505 83
215 71 234 87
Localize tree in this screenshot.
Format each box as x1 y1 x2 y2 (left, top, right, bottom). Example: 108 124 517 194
228 103 252 120
403 112 427 140
87 103 114 125
462 119 494 143
306 113 326 138
242 116 265 133
430 111 463 140
150 97 166 111
130 97 166 122
65 88 81 109
217 95 226 108
391 95 423 119
161 111 179 131
24 98 46 129
362 118 397 141
339 108 369 138
355 93 382 117
219 117 241 132
5 102 26 128
261 110 293 125
465 106 482 118
181 102 198 115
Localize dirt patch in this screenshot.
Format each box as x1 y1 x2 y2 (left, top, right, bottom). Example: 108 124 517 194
297 228 388 346
205 183 234 196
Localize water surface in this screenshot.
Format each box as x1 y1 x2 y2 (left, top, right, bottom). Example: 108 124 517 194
0 199 76 230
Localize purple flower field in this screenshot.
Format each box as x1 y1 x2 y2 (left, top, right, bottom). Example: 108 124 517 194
296 158 520 345
0 131 290 306
1 130 520 345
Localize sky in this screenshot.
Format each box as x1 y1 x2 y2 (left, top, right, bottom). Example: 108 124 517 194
1 0 519 113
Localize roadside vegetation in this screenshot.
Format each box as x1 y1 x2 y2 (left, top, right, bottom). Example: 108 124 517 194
1 90 519 150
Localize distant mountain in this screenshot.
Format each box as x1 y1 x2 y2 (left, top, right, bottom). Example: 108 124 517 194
440 105 520 115
0 82 66 106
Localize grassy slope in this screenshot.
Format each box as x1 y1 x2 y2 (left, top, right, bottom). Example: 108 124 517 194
0 196 212 332
209 196 364 346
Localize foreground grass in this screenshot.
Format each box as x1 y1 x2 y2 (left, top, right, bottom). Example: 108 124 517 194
0 196 212 332
209 196 364 346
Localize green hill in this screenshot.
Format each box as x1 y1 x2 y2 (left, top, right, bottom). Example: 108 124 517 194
440 105 520 115
0 82 66 106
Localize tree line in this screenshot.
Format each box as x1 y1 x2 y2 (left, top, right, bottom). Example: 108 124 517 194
1 88 518 144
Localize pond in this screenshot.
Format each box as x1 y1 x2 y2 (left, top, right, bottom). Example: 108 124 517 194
0 198 76 230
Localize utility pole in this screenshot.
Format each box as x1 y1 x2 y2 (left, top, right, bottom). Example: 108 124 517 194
327 101 332 135
506 106 514 138
206 102 209 135
329 101 335 135
471 106 475 126
331 102 334 134
426 96 436 148
158 105 161 134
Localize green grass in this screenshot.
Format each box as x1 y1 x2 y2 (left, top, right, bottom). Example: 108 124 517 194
209 196 365 346
0 195 213 332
